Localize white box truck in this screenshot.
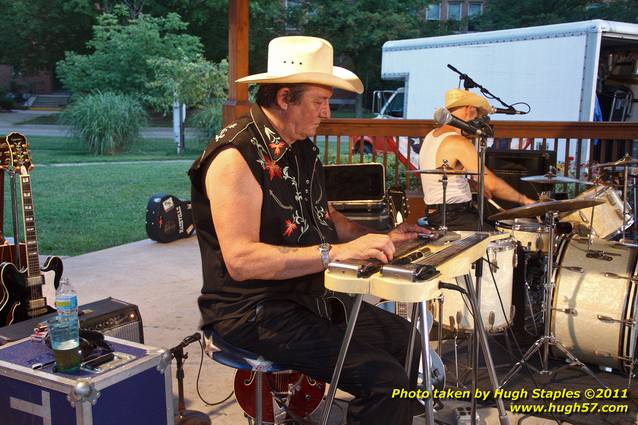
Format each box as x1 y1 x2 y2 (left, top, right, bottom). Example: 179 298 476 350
357 20 638 168
380 19 638 122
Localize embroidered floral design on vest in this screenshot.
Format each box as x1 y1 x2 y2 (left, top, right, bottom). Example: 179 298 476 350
263 158 283 180
263 126 288 161
269 140 286 156
282 165 309 239
283 219 297 237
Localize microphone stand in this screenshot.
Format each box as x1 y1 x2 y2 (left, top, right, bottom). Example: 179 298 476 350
471 124 499 425
171 333 211 425
447 64 515 111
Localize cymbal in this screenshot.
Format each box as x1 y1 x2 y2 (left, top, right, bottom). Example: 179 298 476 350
488 199 605 221
592 155 638 169
520 173 593 185
408 169 480 176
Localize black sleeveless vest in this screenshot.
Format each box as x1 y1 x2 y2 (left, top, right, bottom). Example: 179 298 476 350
189 105 339 329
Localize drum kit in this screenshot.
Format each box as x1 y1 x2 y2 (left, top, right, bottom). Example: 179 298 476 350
411 155 638 388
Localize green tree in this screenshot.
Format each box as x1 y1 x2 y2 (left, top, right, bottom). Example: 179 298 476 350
56 7 204 100
0 0 97 72
299 1 430 109
136 0 286 75
145 57 228 113
475 0 638 32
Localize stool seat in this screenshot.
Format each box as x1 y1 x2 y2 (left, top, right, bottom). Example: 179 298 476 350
204 329 288 373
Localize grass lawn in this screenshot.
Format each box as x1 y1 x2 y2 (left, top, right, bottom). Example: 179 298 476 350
27 136 204 164
16 112 177 127
2 134 405 257
22 162 192 256
3 135 202 256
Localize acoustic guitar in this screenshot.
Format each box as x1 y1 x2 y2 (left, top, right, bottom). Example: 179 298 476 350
0 132 63 325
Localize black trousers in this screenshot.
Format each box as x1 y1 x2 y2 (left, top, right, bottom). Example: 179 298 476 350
214 298 422 425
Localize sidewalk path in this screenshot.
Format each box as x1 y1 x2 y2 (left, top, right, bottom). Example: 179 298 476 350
0 124 197 139
0 110 197 139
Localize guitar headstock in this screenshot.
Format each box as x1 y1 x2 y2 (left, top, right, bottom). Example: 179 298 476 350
2 132 33 173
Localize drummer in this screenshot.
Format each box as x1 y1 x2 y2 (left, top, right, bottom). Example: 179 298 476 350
419 88 535 230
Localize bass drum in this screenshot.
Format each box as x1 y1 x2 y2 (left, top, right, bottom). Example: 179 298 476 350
552 235 638 371
434 237 516 333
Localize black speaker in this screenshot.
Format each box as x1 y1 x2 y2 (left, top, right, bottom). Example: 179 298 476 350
485 149 556 211
0 298 143 345
79 298 144 343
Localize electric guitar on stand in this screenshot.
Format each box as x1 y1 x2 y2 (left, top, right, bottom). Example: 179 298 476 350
0 132 63 326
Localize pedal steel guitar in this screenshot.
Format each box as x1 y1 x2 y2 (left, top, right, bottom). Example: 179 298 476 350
320 231 509 425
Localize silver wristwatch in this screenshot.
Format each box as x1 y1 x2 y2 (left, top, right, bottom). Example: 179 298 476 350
319 243 331 268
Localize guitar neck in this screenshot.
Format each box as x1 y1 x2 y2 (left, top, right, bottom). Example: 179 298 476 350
19 172 41 278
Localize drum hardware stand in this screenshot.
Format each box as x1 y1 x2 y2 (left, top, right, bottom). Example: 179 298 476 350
586 186 600 253
620 156 637 246
463 273 510 425
439 160 450 233
499 211 607 390
521 248 539 334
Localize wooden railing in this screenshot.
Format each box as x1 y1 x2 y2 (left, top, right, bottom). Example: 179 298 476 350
315 119 638 193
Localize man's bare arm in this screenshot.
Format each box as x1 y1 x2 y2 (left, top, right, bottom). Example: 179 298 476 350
439 136 533 205
207 148 398 281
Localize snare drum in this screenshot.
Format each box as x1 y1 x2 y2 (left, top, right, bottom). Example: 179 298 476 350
495 218 550 253
552 235 638 371
559 186 633 239
434 237 516 333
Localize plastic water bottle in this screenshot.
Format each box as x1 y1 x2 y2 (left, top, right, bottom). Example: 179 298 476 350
52 278 80 371
55 278 78 323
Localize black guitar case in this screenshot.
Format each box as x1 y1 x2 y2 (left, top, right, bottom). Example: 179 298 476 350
145 194 195 243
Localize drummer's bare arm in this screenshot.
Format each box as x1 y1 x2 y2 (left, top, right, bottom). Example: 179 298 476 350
440 136 534 205
483 169 535 205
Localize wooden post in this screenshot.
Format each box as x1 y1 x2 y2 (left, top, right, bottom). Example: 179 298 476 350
223 0 251 126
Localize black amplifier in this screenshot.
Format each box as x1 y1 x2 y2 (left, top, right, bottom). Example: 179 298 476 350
0 297 144 345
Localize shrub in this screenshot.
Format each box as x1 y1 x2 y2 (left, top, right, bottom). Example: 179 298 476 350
188 100 223 148
0 88 15 110
61 92 147 155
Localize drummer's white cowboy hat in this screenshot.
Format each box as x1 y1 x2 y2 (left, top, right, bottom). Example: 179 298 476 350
445 88 490 116
236 36 364 94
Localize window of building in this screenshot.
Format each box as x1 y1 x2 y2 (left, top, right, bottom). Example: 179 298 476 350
447 2 462 21
468 2 483 17
426 3 441 21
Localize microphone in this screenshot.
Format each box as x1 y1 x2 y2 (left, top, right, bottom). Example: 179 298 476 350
171 332 202 354
490 106 525 115
180 332 201 347
433 107 486 136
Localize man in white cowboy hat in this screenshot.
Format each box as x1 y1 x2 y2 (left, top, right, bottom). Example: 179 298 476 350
189 36 426 425
419 88 534 230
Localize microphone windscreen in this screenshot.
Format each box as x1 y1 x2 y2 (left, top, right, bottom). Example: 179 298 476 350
433 107 452 125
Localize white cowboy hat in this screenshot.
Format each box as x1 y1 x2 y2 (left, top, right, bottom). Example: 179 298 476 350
236 36 364 94
445 88 490 116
